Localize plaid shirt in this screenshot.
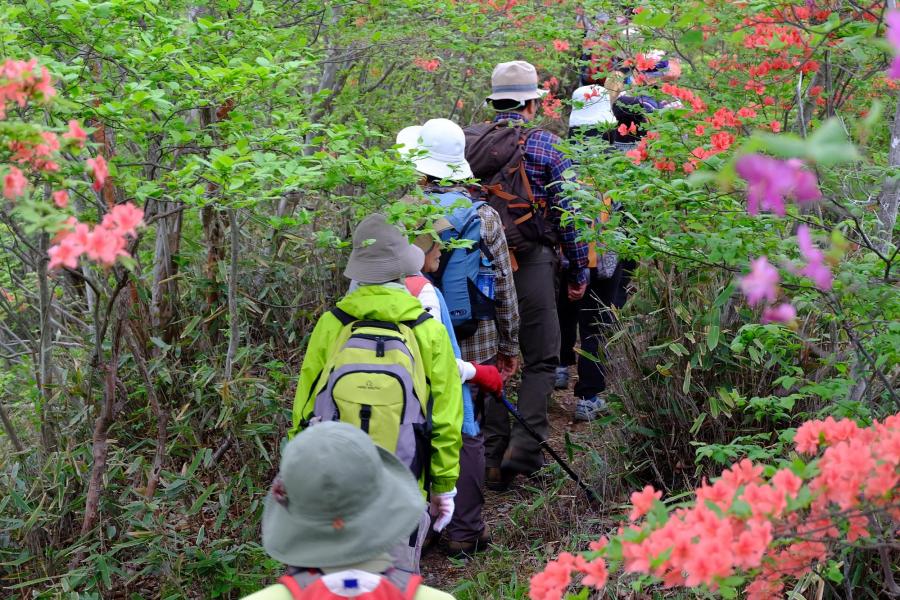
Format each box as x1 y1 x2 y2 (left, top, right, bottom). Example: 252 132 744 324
493 112 590 286
426 186 519 363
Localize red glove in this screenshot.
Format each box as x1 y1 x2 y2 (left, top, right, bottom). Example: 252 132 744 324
471 363 503 395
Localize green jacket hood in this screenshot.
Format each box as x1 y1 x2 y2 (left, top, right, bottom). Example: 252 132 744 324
336 285 426 322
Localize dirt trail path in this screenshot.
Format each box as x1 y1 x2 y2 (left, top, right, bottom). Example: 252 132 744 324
420 375 588 592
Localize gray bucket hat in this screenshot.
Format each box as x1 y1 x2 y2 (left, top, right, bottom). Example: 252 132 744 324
343 213 425 284
262 422 425 568
486 60 549 103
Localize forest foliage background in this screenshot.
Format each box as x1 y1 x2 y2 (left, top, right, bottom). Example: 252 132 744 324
0 0 897 598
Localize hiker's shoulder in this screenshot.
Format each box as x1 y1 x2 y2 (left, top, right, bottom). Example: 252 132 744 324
240 584 291 600
526 126 561 145
416 585 456 600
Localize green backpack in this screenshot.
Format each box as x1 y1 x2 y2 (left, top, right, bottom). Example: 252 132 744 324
310 307 433 479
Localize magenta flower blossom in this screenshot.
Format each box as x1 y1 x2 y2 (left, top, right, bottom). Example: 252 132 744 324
740 256 780 306
735 155 822 216
887 11 900 79
762 303 797 324
797 225 833 291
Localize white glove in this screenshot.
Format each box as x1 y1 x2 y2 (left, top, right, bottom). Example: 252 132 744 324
429 488 457 532
456 359 476 383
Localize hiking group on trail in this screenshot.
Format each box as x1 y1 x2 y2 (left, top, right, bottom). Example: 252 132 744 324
244 45 683 599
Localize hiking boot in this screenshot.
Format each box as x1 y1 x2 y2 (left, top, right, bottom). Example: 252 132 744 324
554 366 570 390
446 526 492 558
574 394 608 422
485 466 514 492
501 447 544 477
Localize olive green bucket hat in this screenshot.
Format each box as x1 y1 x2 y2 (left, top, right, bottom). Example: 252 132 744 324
262 422 425 568
343 213 425 284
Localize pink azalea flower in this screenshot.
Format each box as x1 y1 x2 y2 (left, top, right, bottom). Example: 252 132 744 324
888 10 900 48
68 223 92 248
771 468 803 499
794 420 826 454
629 485 662 521
553 39 570 52
797 225 833 291
86 154 108 191
83 226 127 265
39 131 60 154
3 166 27 200
52 189 69 208
48 237 83 270
888 11 900 79
63 119 88 146
739 256 779 306
735 154 821 216
762 303 797 324
101 203 144 237
574 555 608 589
683 539 733 586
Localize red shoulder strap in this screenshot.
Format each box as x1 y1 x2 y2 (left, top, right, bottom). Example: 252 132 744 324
405 275 429 298
278 574 305 599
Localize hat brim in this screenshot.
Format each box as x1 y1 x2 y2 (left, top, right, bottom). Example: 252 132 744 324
398 125 473 181
343 243 425 284
412 156 473 181
486 87 549 102
396 126 422 156
262 446 425 568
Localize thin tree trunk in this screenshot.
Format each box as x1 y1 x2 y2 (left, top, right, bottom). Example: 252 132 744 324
224 209 240 381
150 201 184 343
0 398 23 453
80 309 123 536
876 93 900 253
125 327 168 500
36 232 56 452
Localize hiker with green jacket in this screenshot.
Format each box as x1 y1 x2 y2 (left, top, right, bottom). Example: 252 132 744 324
242 421 454 600
290 213 463 574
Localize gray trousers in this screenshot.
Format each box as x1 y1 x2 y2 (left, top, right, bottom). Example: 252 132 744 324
484 245 560 470
390 509 430 574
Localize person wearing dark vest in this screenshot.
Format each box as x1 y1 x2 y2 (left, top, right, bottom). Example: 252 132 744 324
465 61 591 488
242 422 455 600
553 85 637 421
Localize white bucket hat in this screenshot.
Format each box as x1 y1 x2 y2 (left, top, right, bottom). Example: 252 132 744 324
485 61 549 103
396 118 473 180
569 85 615 128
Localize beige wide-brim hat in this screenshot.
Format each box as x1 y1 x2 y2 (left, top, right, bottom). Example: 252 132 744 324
486 60 549 102
262 422 424 568
343 213 425 284
396 120 473 180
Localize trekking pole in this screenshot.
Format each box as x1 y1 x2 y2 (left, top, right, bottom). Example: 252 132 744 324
498 393 602 505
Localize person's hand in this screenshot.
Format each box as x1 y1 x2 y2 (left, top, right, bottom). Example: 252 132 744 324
496 354 519 382
429 488 457 532
471 363 503 395
568 281 588 301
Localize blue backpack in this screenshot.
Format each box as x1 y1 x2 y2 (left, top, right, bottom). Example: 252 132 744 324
426 191 496 340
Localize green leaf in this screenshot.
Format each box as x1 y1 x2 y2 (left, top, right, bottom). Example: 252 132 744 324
707 325 720 350
188 483 218 515
680 30 704 47
806 118 860 165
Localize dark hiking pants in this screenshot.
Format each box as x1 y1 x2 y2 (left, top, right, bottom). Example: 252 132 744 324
484 245 560 470
446 431 486 542
557 259 636 399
